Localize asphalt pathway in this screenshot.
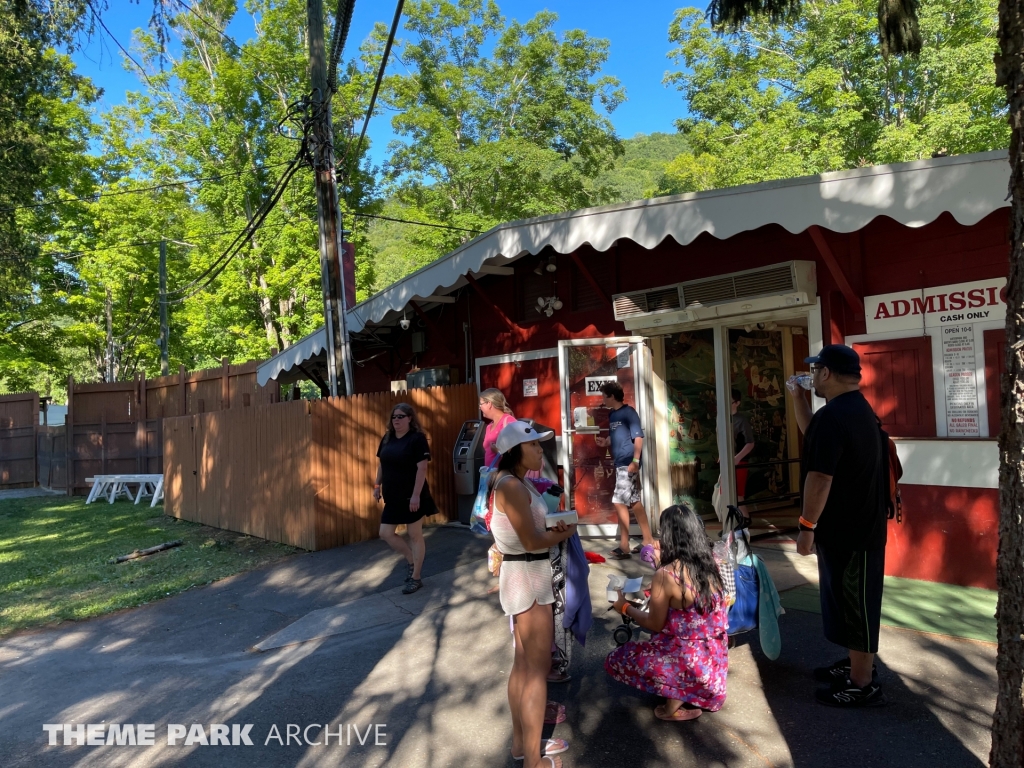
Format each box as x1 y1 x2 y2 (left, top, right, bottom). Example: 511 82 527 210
0 527 996 767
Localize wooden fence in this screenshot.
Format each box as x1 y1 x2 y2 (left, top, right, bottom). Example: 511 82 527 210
0 392 38 488
162 384 479 550
66 359 280 495
37 425 67 490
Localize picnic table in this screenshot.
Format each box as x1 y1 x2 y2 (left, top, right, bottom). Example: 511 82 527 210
84 474 164 507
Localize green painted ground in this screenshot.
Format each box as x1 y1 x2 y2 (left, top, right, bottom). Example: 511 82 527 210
779 576 997 643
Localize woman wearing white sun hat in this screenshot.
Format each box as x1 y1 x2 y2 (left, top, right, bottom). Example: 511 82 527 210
489 420 576 768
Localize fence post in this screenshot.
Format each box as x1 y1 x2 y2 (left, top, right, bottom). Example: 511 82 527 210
137 371 147 473
32 391 39 487
222 357 230 410
66 376 74 496
100 412 107 477
179 364 187 416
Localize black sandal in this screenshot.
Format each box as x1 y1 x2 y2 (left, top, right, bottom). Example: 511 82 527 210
402 579 423 594
609 548 632 560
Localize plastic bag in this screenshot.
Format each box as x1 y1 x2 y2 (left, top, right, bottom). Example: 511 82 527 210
469 456 499 534
713 537 737 606
487 543 503 576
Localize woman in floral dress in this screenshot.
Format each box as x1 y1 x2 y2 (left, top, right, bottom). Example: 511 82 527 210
605 504 728 720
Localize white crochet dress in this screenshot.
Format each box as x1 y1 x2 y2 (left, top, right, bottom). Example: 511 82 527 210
491 476 556 617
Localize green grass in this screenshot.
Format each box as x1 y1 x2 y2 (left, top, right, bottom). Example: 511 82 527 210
779 576 997 643
0 495 300 637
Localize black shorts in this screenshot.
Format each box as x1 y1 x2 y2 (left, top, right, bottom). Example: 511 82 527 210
816 543 885 654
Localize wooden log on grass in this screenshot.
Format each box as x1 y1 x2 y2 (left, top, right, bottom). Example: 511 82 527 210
111 540 184 564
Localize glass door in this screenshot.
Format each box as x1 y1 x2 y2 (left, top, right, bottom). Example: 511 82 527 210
558 338 652 529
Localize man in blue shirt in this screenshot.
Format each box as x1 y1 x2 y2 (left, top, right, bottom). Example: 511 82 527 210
595 381 655 561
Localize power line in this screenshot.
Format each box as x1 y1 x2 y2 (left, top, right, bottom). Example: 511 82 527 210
172 0 241 51
0 222 296 263
352 0 404 165
328 0 357 91
86 0 154 88
3 162 293 213
166 156 304 302
352 212 481 234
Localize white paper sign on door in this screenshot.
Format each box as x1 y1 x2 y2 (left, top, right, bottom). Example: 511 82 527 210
523 378 538 397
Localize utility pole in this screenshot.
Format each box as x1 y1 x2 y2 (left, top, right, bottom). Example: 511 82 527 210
307 0 354 397
159 240 169 376
105 288 113 382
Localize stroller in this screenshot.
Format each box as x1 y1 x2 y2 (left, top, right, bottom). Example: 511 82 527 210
610 589 652 647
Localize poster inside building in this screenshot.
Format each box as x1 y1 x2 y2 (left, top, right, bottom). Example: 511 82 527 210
664 329 791 515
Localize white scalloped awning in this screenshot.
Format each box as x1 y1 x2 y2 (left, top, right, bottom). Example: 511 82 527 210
258 149 1009 387
258 327 326 386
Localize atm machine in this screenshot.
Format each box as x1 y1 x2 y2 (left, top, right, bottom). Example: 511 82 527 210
453 420 485 525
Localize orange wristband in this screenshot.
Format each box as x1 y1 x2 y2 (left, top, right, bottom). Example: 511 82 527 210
619 603 630 616
799 516 817 530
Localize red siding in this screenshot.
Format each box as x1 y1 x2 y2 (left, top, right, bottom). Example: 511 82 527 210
885 484 998 589
855 337 937 437
984 328 1007 437
479 356 562 434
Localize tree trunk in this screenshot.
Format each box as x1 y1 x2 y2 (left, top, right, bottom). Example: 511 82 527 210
992 2 1024 765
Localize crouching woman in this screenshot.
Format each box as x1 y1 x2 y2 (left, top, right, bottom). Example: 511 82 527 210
604 504 728 721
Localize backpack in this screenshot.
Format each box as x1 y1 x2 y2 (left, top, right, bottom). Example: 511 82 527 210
878 423 904 523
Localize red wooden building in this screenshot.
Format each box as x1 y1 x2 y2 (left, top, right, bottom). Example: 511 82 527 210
259 150 1009 589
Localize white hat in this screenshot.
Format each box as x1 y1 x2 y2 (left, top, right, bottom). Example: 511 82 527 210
495 420 554 455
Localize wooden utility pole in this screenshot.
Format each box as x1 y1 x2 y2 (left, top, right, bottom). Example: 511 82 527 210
159 240 169 376
306 0 354 397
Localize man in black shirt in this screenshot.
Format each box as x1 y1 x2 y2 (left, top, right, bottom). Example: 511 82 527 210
786 344 888 708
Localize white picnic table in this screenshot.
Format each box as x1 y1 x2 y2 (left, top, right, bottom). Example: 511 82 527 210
84 474 164 507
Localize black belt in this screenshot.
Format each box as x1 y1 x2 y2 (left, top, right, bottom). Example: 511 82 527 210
501 552 550 562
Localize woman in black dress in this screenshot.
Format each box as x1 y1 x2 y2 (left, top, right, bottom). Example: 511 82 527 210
373 402 436 594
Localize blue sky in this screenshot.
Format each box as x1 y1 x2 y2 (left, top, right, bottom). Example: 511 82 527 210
71 1 698 166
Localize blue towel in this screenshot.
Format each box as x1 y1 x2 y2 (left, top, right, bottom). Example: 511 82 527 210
752 554 784 660
563 533 592 646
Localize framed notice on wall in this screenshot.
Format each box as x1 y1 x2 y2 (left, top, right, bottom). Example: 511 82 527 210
941 325 981 436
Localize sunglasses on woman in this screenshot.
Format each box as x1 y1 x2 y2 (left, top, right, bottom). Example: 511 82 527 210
392 414 409 420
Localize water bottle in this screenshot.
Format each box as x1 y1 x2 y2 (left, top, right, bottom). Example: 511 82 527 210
794 374 813 390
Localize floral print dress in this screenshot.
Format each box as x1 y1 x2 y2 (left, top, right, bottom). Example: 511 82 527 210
604 568 729 711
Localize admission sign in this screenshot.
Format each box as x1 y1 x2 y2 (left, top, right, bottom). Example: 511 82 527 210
865 278 1006 334
865 278 1007 438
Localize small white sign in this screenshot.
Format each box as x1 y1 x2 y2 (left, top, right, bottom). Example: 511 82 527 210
523 378 538 397
615 346 631 369
584 375 618 396
865 278 1006 334
941 325 981 436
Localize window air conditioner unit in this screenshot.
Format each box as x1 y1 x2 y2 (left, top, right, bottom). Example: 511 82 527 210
612 261 816 331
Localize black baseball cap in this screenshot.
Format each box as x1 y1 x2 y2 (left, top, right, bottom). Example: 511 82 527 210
804 344 861 375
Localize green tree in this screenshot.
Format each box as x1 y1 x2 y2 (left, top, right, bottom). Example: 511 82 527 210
597 132 691 203
661 0 1005 193
365 0 625 284
48 0 379 376
0 1 100 394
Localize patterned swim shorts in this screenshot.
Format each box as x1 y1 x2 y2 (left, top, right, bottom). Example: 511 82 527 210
612 465 642 507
